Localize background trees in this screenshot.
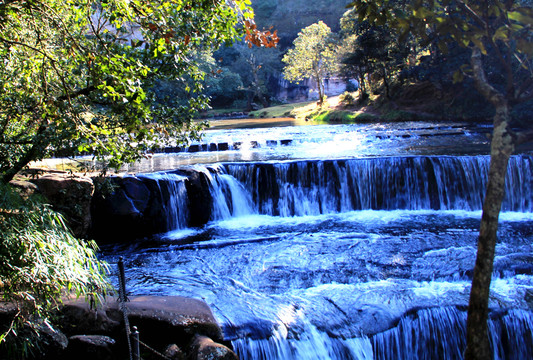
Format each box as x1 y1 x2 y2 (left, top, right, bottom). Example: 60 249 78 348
348 1 533 358
282 21 338 105
213 43 282 110
339 9 410 99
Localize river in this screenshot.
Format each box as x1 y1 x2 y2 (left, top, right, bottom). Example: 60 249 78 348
100 119 533 359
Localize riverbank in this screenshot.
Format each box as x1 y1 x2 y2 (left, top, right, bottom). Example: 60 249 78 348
210 81 502 124
248 94 381 123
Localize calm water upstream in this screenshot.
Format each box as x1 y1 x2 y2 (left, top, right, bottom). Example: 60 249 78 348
101 119 533 359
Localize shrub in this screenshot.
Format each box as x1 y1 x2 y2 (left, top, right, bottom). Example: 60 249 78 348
339 91 357 106
0 183 110 358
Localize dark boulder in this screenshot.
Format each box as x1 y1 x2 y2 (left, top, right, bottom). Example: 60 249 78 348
64 335 115 360
176 169 213 227
189 335 238 360
31 173 94 238
56 295 226 359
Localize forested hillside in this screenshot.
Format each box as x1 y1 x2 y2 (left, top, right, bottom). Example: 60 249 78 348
252 0 350 48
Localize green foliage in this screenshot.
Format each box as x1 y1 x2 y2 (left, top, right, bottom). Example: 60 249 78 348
229 42 282 108
0 0 255 182
0 182 110 357
339 91 357 106
339 8 412 98
314 109 357 122
348 1 533 105
282 21 338 104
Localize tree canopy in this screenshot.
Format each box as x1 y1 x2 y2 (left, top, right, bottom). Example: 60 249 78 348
0 0 277 183
282 21 338 105
339 9 411 98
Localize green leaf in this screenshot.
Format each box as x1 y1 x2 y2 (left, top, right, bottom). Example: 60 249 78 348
452 70 464 84
492 26 509 42
471 36 487 55
508 10 533 26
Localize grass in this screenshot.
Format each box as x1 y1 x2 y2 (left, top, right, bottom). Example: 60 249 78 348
249 94 381 124
203 108 247 117
249 101 316 118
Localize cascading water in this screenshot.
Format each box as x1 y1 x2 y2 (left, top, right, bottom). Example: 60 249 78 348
200 164 255 220
102 152 533 359
224 156 532 215
136 172 190 230
372 306 533 360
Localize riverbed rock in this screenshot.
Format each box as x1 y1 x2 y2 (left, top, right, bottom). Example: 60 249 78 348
190 335 238 360
57 295 224 356
34 322 69 359
177 169 213 227
165 343 185 360
8 179 39 198
31 173 94 238
65 335 116 360
90 175 168 241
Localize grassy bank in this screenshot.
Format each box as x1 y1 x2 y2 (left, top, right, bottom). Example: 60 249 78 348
208 80 501 124
248 95 382 123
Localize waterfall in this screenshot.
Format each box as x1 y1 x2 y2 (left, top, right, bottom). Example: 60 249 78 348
222 155 532 216
230 307 533 360
197 164 255 220
137 172 189 230
105 153 533 360
229 309 374 360
371 307 533 360
149 155 532 227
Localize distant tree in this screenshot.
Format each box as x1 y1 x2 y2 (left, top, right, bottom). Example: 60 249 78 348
220 43 282 110
0 0 278 183
151 50 244 110
282 21 338 105
339 9 410 98
349 1 533 359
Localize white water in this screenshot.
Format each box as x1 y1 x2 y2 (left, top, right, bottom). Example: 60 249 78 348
136 172 189 230
101 124 533 359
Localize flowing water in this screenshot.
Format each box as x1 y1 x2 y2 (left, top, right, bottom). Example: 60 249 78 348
101 121 533 359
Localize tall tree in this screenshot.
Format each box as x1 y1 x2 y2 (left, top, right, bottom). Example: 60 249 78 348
0 0 277 183
349 1 533 358
339 9 410 98
282 21 338 105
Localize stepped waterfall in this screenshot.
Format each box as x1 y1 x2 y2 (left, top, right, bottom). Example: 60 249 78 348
102 154 533 359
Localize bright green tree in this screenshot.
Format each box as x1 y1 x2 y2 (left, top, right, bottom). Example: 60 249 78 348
282 21 338 105
0 0 277 183
349 1 533 358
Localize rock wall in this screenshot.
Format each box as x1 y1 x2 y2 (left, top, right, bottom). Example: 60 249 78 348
21 168 214 242
30 173 95 238
90 170 213 242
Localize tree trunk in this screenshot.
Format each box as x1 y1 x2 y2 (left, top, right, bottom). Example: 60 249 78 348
316 77 324 105
382 65 390 99
464 48 516 360
464 106 515 360
251 69 269 108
